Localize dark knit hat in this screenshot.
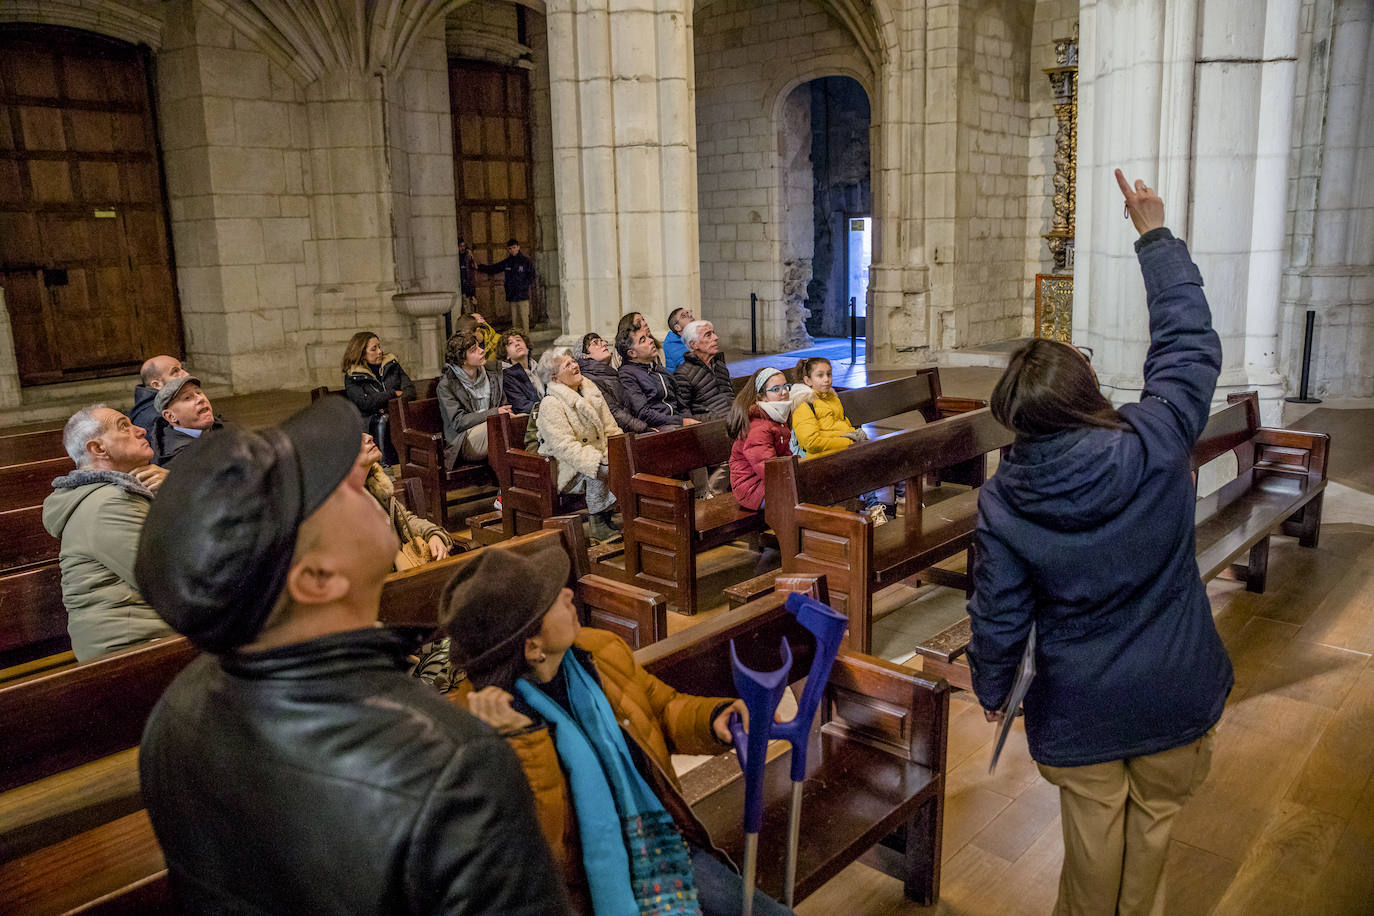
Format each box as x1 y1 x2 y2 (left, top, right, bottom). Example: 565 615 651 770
135 396 363 653
439 541 570 671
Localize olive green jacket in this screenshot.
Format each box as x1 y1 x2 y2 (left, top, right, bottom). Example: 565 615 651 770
42 469 174 661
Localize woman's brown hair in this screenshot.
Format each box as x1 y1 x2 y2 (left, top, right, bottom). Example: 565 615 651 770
340 331 379 375
726 368 784 440
794 356 830 382
990 339 1123 438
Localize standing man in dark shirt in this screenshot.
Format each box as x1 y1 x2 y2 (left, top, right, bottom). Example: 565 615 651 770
478 237 536 333
135 397 568 915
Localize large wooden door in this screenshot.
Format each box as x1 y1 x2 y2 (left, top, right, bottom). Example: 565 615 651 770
0 25 181 386
449 61 539 329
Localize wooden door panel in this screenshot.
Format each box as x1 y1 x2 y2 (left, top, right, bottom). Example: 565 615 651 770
0 273 55 381
450 59 538 328
0 25 182 385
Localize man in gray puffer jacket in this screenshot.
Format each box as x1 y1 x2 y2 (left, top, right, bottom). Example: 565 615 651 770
42 405 174 661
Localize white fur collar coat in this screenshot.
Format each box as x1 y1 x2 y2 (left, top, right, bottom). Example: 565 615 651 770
534 380 623 488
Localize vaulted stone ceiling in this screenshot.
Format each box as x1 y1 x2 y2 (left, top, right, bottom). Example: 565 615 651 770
199 0 467 83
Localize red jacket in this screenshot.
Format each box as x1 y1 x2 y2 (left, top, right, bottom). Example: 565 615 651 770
730 407 790 510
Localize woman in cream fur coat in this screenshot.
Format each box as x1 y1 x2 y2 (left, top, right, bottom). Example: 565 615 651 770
533 347 623 541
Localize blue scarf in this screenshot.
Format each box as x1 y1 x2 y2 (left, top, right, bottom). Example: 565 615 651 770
516 653 701 916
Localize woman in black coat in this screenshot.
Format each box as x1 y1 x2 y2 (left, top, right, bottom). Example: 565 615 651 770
341 331 415 466
967 172 1230 916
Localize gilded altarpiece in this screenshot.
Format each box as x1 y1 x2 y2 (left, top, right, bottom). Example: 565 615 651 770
1034 28 1077 343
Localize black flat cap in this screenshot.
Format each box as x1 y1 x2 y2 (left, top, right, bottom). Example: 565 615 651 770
135 396 363 653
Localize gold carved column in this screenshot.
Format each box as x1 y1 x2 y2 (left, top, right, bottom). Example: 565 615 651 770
1035 27 1077 342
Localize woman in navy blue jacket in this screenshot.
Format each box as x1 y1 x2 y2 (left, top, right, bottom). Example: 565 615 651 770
967 171 1232 916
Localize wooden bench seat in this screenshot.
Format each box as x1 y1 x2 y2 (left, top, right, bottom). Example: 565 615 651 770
638 584 949 905
608 420 767 614
764 408 1012 652
911 391 1331 690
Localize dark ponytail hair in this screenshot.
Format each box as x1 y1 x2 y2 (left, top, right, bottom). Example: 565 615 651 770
795 356 830 383
727 368 784 440
990 339 1123 438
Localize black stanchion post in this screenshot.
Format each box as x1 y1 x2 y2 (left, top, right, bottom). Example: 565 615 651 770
750 292 758 354
849 296 857 364
1285 309 1322 405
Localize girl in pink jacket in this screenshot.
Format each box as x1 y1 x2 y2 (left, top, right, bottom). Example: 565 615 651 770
726 367 793 510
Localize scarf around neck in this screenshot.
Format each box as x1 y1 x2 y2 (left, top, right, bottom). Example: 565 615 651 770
516 653 700 916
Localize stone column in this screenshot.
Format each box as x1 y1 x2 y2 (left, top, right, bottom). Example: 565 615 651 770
545 0 698 345
1078 0 1300 421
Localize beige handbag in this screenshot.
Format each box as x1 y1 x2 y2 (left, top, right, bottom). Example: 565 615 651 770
390 499 433 570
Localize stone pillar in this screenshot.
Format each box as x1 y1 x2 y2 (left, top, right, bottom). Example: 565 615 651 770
545 0 698 345
1078 0 1300 421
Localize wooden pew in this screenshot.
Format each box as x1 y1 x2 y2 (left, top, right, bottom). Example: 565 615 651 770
388 394 496 532
0 506 59 575
607 420 767 614
483 411 586 541
0 524 664 913
912 391 1332 691
0 427 65 467
1192 391 1328 590
638 587 950 905
763 408 1013 652
0 564 69 674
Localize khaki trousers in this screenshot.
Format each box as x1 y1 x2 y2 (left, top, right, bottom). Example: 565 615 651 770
459 421 489 461
510 299 531 332
1037 729 1215 916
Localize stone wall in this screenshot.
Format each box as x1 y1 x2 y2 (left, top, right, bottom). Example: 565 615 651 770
1280 0 1373 399
693 0 871 352
950 0 1033 347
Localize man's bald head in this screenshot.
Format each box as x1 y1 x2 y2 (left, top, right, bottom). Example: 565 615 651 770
141 356 187 390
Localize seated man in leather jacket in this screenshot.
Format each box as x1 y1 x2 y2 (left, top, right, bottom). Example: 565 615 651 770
134 396 569 915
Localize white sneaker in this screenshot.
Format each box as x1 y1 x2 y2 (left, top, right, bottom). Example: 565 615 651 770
867 503 888 527
493 496 502 511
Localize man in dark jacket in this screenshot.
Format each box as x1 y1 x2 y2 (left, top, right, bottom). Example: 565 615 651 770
967 172 1229 916
673 319 733 419
129 354 187 431
578 332 649 434
151 376 224 466
615 324 698 430
135 396 568 915
478 237 536 333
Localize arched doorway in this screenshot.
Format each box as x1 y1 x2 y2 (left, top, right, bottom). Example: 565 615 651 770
778 76 871 343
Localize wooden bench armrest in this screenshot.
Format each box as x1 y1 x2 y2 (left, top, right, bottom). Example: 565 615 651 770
1252 426 1331 480
576 574 667 648
505 447 556 477
630 471 695 498
935 396 986 416
826 652 949 770
793 502 870 540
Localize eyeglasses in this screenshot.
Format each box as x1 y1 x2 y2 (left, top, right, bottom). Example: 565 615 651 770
765 384 791 394
586 337 605 347
1074 345 1094 364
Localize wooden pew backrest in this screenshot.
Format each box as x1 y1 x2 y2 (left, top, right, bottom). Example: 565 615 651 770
0 456 73 513
0 427 66 467
837 371 939 426
612 420 735 481
0 637 198 792
0 563 68 670
0 506 60 573
769 407 1012 510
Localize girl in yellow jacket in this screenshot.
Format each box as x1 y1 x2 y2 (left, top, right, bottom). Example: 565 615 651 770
789 356 868 457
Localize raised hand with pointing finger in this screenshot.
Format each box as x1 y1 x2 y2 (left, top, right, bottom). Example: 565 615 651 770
1115 168 1166 236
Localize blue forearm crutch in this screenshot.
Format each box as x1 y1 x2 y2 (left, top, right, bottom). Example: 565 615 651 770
727 592 849 911
769 592 848 906
727 638 791 916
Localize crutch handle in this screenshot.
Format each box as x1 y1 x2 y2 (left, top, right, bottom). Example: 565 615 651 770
729 637 792 835
771 592 848 781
